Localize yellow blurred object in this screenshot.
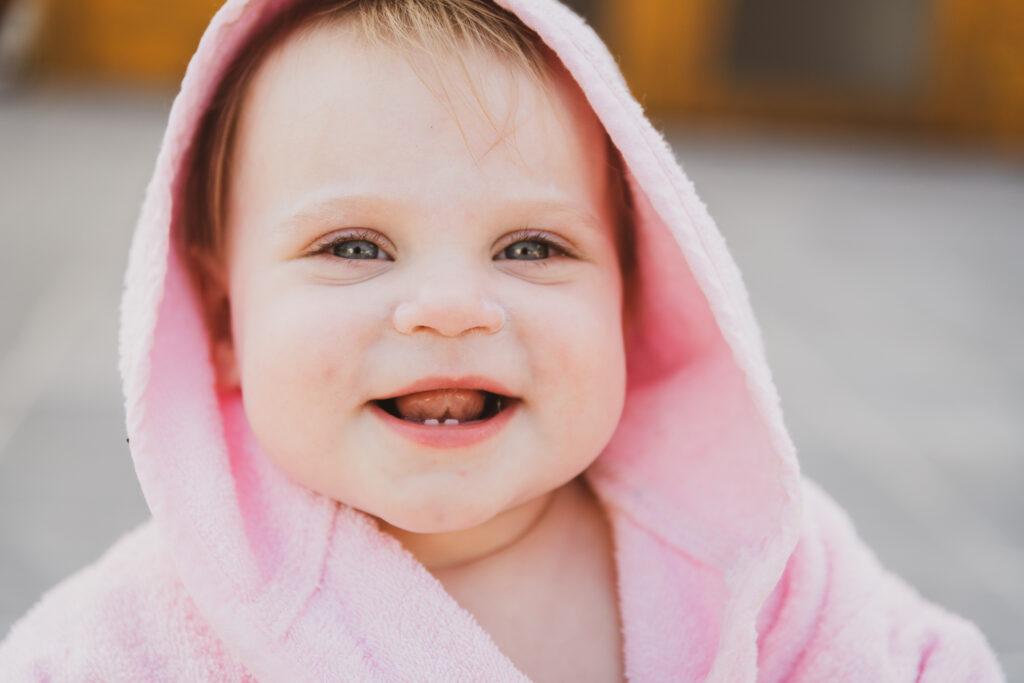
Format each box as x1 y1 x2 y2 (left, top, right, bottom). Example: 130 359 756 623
18 0 1023 150
608 0 1024 151
932 0 1024 148
31 0 222 84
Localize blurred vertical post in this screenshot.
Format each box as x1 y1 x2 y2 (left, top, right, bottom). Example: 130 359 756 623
0 0 44 89
930 0 1024 150
604 0 729 116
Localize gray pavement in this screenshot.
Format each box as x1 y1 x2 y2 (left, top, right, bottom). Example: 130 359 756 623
1 91 1021 677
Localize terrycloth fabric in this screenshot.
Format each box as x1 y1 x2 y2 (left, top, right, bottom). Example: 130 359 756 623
0 0 1005 680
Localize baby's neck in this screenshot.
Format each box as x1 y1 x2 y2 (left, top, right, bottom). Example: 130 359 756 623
425 476 623 682
375 478 587 571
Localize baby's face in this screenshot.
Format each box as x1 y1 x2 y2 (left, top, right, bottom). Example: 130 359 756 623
220 24 626 533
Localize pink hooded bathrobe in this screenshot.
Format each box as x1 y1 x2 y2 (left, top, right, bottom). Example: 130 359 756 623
0 0 1005 680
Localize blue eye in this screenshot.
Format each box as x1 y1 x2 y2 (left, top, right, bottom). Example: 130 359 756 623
502 240 550 260
331 239 381 259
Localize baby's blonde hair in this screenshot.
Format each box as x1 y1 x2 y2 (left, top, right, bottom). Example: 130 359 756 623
184 0 635 329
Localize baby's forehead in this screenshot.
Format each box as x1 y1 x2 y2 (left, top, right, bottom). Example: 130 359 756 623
187 0 629 296
252 19 604 159
235 22 613 206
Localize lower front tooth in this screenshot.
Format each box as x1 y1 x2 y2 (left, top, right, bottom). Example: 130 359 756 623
424 418 440 425
444 418 459 425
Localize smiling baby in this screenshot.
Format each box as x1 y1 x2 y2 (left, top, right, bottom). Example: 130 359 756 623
186 2 629 678
0 0 1004 680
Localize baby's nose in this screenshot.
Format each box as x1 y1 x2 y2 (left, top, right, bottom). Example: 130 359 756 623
391 276 506 337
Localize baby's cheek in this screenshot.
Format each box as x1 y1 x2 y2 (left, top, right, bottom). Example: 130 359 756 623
241 289 368 422
525 287 625 410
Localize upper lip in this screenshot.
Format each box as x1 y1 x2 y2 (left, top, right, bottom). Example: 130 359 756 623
374 375 516 401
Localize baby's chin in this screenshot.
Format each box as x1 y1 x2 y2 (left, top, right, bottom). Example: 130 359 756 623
350 469 527 532
375 481 558 538
367 495 511 536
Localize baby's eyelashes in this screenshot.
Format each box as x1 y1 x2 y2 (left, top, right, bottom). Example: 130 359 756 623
310 228 394 261
493 229 577 261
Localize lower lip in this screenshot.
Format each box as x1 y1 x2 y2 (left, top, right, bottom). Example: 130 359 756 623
369 399 520 449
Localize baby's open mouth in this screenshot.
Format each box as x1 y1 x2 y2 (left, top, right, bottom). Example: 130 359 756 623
373 388 511 425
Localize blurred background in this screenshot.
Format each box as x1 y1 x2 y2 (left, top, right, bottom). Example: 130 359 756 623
0 0 1021 676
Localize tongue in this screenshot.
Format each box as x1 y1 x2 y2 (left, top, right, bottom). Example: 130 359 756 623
394 389 487 422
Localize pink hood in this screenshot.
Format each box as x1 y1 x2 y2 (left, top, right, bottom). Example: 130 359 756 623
0 0 1004 680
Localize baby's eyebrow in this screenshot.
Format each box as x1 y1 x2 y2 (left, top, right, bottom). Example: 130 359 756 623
275 193 602 234
507 199 602 231
275 194 398 234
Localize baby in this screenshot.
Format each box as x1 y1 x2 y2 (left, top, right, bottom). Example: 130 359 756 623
187 1 632 677
0 0 1004 680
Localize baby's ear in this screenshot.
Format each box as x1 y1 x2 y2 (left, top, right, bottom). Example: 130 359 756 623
189 246 240 390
